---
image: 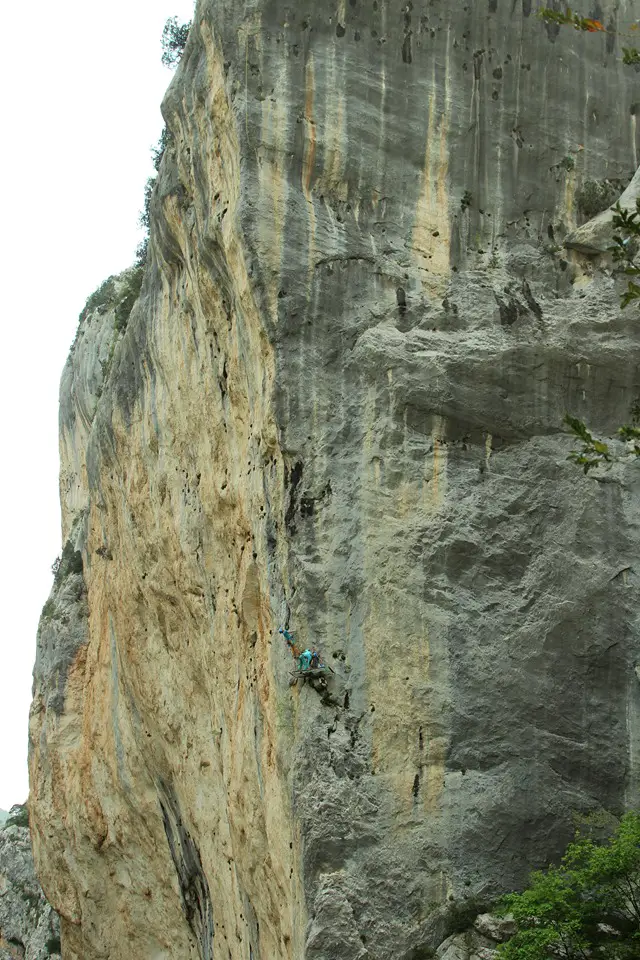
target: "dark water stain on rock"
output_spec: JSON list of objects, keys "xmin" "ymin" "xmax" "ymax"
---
[
  {"xmin": 606, "ymin": 17, "xmax": 615, "ymax": 55},
  {"xmin": 158, "ymin": 781, "xmax": 214, "ymax": 960}
]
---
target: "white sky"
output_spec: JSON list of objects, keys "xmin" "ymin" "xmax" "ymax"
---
[{"xmin": 0, "ymin": 0, "xmax": 195, "ymax": 809}]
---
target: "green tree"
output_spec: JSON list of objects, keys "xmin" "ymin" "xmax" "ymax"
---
[
  {"xmin": 498, "ymin": 812, "xmax": 640, "ymax": 959},
  {"xmin": 161, "ymin": 16, "xmax": 191, "ymax": 68},
  {"xmin": 151, "ymin": 126, "xmax": 171, "ymax": 171}
]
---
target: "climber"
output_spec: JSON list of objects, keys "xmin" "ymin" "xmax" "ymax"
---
[
  {"xmin": 280, "ymin": 627, "xmax": 332, "ymax": 682},
  {"xmin": 279, "ymin": 627, "xmax": 299, "ymax": 655},
  {"xmin": 298, "ymin": 649, "xmax": 313, "ymax": 672}
]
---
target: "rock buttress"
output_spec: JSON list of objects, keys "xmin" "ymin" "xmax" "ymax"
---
[{"xmin": 30, "ymin": 1, "xmax": 640, "ymax": 959}]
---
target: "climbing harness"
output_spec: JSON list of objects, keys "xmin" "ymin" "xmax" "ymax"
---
[{"xmin": 279, "ymin": 627, "xmax": 332, "ymax": 689}]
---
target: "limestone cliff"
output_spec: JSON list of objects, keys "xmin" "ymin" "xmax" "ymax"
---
[
  {"xmin": 0, "ymin": 806, "xmax": 61, "ymax": 960},
  {"xmin": 29, "ymin": 1, "xmax": 640, "ymax": 958}
]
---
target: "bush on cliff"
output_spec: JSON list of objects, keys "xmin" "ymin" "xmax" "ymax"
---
[
  {"xmin": 161, "ymin": 16, "xmax": 191, "ymax": 67},
  {"xmin": 498, "ymin": 812, "xmax": 640, "ymax": 959},
  {"xmin": 51, "ymin": 540, "xmax": 83, "ymax": 583},
  {"xmin": 114, "ymin": 266, "xmax": 144, "ymax": 333},
  {"xmin": 78, "ymin": 276, "xmax": 116, "ymax": 326},
  {"xmin": 5, "ymin": 805, "xmax": 29, "ymax": 829}
]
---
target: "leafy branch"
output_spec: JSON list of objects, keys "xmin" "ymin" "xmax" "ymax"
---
[
  {"xmin": 564, "ymin": 415, "xmax": 613, "ymax": 473},
  {"xmin": 539, "ymin": 8, "xmax": 605, "ymax": 33},
  {"xmin": 610, "ymin": 201, "xmax": 640, "ymax": 310},
  {"xmin": 540, "ymin": 7, "xmax": 640, "ymax": 62},
  {"xmin": 564, "ymin": 414, "xmax": 640, "ymax": 474}
]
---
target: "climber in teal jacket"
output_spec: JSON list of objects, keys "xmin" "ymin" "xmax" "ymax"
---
[{"xmin": 298, "ymin": 649, "xmax": 313, "ymax": 671}]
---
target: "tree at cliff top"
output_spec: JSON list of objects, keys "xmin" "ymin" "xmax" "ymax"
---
[
  {"xmin": 161, "ymin": 15, "xmax": 191, "ymax": 68},
  {"xmin": 498, "ymin": 812, "xmax": 640, "ymax": 959}
]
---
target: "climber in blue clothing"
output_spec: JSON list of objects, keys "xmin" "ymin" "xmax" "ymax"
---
[
  {"xmin": 279, "ymin": 626, "xmax": 332, "ymax": 687},
  {"xmin": 298, "ymin": 649, "xmax": 313, "ymax": 671}
]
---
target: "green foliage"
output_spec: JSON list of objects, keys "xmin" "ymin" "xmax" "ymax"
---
[
  {"xmin": 139, "ymin": 176, "xmax": 156, "ymax": 232},
  {"xmin": 617, "ymin": 424, "xmax": 640, "ymax": 447},
  {"xmin": 71, "ymin": 275, "xmax": 118, "ymax": 352},
  {"xmin": 565, "ymin": 198, "xmax": 640, "ymax": 473},
  {"xmin": 114, "ymin": 266, "xmax": 144, "ymax": 333},
  {"xmin": 135, "ymin": 236, "xmax": 149, "ymax": 266},
  {"xmin": 41, "ymin": 598, "xmax": 56, "ymax": 622},
  {"xmin": 161, "ymin": 16, "xmax": 191, "ymax": 67},
  {"xmin": 152, "ymin": 126, "xmax": 172, "ymax": 172},
  {"xmin": 564, "ymin": 414, "xmax": 640, "ymax": 473},
  {"xmin": 539, "ymin": 6, "xmax": 638, "ymax": 68},
  {"xmin": 498, "ymin": 812, "xmax": 640, "ymax": 960},
  {"xmin": 539, "ymin": 8, "xmax": 605, "ymax": 32},
  {"xmin": 559, "ymin": 155, "xmax": 576, "ymax": 172},
  {"xmin": 52, "ymin": 540, "xmax": 83, "ymax": 584},
  {"xmin": 564, "ymin": 414, "xmax": 612, "ymax": 473},
  {"xmin": 78, "ymin": 276, "xmax": 116, "ymax": 326},
  {"xmin": 136, "ymin": 175, "xmax": 156, "ymax": 264},
  {"xmin": 610, "ymin": 201, "xmax": 640, "ymax": 310},
  {"xmin": 134, "ymin": 37, "xmax": 180, "ymax": 263},
  {"xmin": 6, "ymin": 805, "xmax": 29, "ymax": 828}
]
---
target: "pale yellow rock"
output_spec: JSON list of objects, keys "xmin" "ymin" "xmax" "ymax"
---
[{"xmin": 30, "ymin": 17, "xmax": 303, "ymax": 960}]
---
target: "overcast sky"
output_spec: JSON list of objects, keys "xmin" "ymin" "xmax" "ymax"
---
[{"xmin": 0, "ymin": 0, "xmax": 195, "ymax": 809}]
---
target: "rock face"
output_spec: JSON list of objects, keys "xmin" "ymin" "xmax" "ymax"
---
[
  {"xmin": 0, "ymin": 807, "xmax": 61, "ymax": 960},
  {"xmin": 29, "ymin": 1, "xmax": 640, "ymax": 958},
  {"xmin": 565, "ymin": 165, "xmax": 640, "ymax": 253}
]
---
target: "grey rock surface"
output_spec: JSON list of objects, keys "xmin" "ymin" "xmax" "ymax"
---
[
  {"xmin": 436, "ymin": 932, "xmax": 496, "ymax": 960},
  {"xmin": 565, "ymin": 165, "xmax": 640, "ymax": 253},
  {"xmin": 29, "ymin": 0, "xmax": 640, "ymax": 958},
  {"xmin": 473, "ymin": 914, "xmax": 515, "ymax": 944},
  {"xmin": 0, "ymin": 808, "xmax": 60, "ymax": 960}
]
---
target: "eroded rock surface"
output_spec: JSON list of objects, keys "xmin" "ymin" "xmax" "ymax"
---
[
  {"xmin": 0, "ymin": 807, "xmax": 60, "ymax": 960},
  {"xmin": 29, "ymin": 1, "xmax": 640, "ymax": 958}
]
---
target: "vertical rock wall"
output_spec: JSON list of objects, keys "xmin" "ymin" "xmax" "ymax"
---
[{"xmin": 30, "ymin": 1, "xmax": 640, "ymax": 958}]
